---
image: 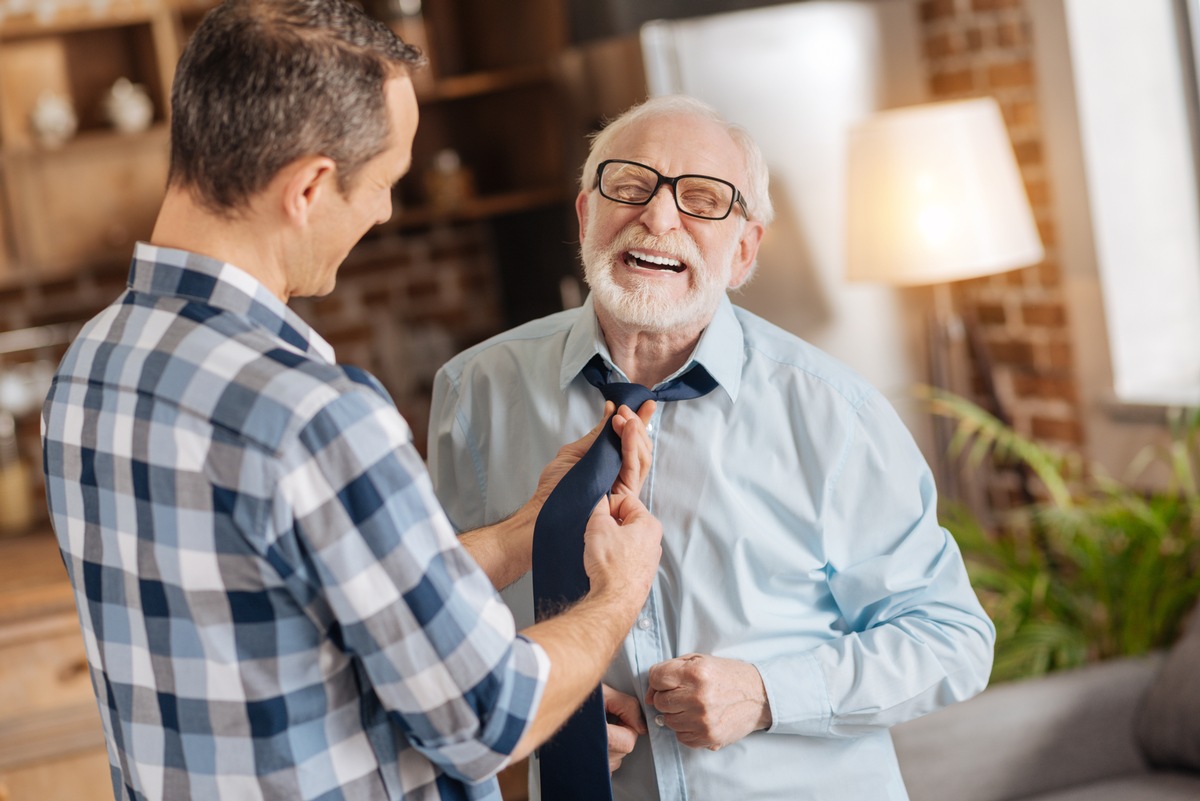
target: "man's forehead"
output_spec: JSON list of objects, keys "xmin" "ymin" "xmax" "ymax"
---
[{"xmin": 606, "ymin": 113, "xmax": 744, "ymax": 178}]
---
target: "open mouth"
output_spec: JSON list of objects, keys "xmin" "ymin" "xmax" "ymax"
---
[{"xmin": 624, "ymin": 249, "xmax": 686, "ymax": 273}]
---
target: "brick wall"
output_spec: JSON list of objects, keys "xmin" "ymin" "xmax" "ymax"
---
[
  {"xmin": 918, "ymin": 0, "xmax": 1082, "ymax": 507},
  {"xmin": 291, "ymin": 225, "xmax": 505, "ymax": 456}
]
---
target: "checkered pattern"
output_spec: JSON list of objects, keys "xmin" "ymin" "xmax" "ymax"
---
[{"xmin": 42, "ymin": 243, "xmax": 548, "ymax": 801}]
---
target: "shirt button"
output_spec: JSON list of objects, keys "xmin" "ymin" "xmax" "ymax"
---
[
  {"xmin": 646, "ymin": 422, "xmax": 654, "ymax": 433},
  {"xmin": 654, "ymin": 714, "xmax": 666, "ymax": 727},
  {"xmin": 637, "ymin": 617, "xmax": 652, "ymax": 630}
]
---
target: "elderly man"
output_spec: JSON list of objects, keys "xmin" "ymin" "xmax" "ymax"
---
[
  {"xmin": 41, "ymin": 3, "xmax": 663, "ymax": 799},
  {"xmin": 428, "ymin": 95, "xmax": 996, "ymax": 800}
]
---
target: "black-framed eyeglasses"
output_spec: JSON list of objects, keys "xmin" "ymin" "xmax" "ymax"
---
[{"xmin": 595, "ymin": 159, "xmax": 749, "ymax": 221}]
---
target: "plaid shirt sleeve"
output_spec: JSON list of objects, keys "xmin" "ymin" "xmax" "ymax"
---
[
  {"xmin": 277, "ymin": 372, "xmax": 549, "ymax": 783},
  {"xmin": 44, "ymin": 248, "xmax": 548, "ymax": 800}
]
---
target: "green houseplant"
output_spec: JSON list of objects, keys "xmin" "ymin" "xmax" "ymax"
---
[{"xmin": 926, "ymin": 390, "xmax": 1200, "ymax": 682}]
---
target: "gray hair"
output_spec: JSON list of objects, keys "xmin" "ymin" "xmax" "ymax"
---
[
  {"xmin": 168, "ymin": 0, "xmax": 425, "ymax": 216},
  {"xmin": 580, "ymin": 95, "xmax": 775, "ymax": 225}
]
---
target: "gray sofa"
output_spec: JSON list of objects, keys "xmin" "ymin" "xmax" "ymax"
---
[{"xmin": 892, "ymin": 611, "xmax": 1200, "ymax": 801}]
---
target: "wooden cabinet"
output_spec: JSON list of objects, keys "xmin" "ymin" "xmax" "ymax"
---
[
  {"xmin": 362, "ymin": 0, "xmax": 581, "ymax": 326},
  {"xmin": 0, "ymin": 0, "xmax": 212, "ymax": 282},
  {"xmin": 374, "ymin": 0, "xmax": 580, "ymax": 326},
  {"xmin": 381, "ymin": 0, "xmax": 573, "ymax": 224},
  {"xmin": 0, "ymin": 533, "xmax": 111, "ymax": 801},
  {"xmin": 0, "ymin": 0, "xmax": 578, "ymax": 327}
]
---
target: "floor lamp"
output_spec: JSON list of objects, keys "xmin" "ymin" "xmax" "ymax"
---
[{"xmin": 844, "ymin": 97, "xmax": 1045, "ymax": 503}]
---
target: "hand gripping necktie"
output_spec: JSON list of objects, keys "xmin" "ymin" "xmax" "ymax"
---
[{"xmin": 532, "ymin": 354, "xmax": 717, "ymax": 801}]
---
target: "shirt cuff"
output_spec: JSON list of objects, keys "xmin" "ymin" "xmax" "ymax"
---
[{"xmin": 758, "ymin": 649, "xmax": 833, "ymax": 736}]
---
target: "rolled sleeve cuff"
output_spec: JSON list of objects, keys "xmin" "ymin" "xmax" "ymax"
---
[
  {"xmin": 419, "ymin": 634, "xmax": 551, "ymax": 784},
  {"xmin": 759, "ymin": 649, "xmax": 833, "ymax": 737},
  {"xmin": 510, "ymin": 633, "xmax": 552, "ymax": 731},
  {"xmin": 486, "ymin": 634, "xmax": 550, "ymax": 770}
]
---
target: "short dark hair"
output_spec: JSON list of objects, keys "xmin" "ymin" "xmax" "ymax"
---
[{"xmin": 168, "ymin": 0, "xmax": 425, "ymax": 215}]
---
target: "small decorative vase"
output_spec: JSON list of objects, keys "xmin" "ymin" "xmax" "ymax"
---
[
  {"xmin": 29, "ymin": 91, "xmax": 77, "ymax": 148},
  {"xmin": 103, "ymin": 77, "xmax": 155, "ymax": 134},
  {"xmin": 423, "ymin": 148, "xmax": 475, "ymax": 215}
]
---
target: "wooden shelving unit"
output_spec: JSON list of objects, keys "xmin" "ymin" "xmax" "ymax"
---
[
  {"xmin": 370, "ymin": 0, "xmax": 578, "ymax": 325},
  {"xmin": 0, "ymin": 2, "xmax": 181, "ymax": 283},
  {"xmin": 0, "ymin": 0, "xmax": 577, "ymax": 324},
  {"xmin": 384, "ymin": 0, "xmax": 572, "ymax": 219}
]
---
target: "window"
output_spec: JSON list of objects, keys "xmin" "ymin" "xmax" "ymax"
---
[{"xmin": 1058, "ymin": 0, "xmax": 1200, "ymax": 406}]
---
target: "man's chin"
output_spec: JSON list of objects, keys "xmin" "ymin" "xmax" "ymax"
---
[
  {"xmin": 585, "ymin": 257, "xmax": 722, "ymax": 331},
  {"xmin": 597, "ymin": 292, "xmax": 710, "ymax": 333}
]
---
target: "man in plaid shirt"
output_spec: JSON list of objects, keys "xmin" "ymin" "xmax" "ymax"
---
[{"xmin": 41, "ymin": 2, "xmax": 662, "ymax": 799}]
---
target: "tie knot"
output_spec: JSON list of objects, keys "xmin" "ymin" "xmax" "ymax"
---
[
  {"xmin": 600, "ymin": 381, "xmax": 656, "ymax": 410},
  {"xmin": 581, "ymin": 354, "xmax": 719, "ymax": 405}
]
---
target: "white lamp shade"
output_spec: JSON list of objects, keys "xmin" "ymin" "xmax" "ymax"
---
[{"xmin": 845, "ymin": 97, "xmax": 1045, "ymax": 286}]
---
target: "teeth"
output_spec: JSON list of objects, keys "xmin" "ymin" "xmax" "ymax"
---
[{"xmin": 629, "ymin": 250, "xmax": 682, "ymax": 268}]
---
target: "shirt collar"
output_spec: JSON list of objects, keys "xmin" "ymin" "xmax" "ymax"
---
[
  {"xmin": 129, "ymin": 242, "xmax": 336, "ymax": 364},
  {"xmin": 560, "ymin": 293, "xmax": 744, "ymax": 402}
]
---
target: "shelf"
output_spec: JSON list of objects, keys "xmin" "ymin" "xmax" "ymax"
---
[
  {"xmin": 386, "ymin": 185, "xmax": 568, "ymax": 230},
  {"xmin": 3, "ymin": 124, "xmax": 168, "ymax": 275},
  {"xmin": 0, "ymin": 122, "xmax": 168, "ymax": 159},
  {"xmin": 0, "ymin": 18, "xmax": 169, "ymax": 150},
  {"xmin": 417, "ymin": 63, "xmax": 557, "ymax": 104},
  {"xmin": 0, "ymin": 0, "xmax": 575, "ymax": 324},
  {"xmin": 0, "ymin": 2, "xmax": 158, "ymax": 39}
]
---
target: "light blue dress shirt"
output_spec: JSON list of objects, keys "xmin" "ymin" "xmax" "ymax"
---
[{"xmin": 428, "ymin": 295, "xmax": 995, "ymax": 801}]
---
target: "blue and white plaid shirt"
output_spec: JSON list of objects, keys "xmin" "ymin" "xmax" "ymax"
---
[{"xmin": 42, "ymin": 243, "xmax": 548, "ymax": 801}]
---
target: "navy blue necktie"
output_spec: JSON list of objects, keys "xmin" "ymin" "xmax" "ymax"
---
[{"xmin": 532, "ymin": 354, "xmax": 718, "ymax": 801}]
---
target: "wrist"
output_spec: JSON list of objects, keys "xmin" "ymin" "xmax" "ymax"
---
[
  {"xmin": 582, "ymin": 579, "xmax": 645, "ymax": 633},
  {"xmin": 748, "ymin": 663, "xmax": 773, "ymax": 731},
  {"xmin": 510, "ymin": 496, "xmax": 539, "ymax": 536}
]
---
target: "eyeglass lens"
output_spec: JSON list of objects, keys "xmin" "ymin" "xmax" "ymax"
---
[{"xmin": 599, "ymin": 161, "xmax": 736, "ymax": 220}]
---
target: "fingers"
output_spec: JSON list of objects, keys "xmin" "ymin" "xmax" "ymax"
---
[
  {"xmin": 606, "ymin": 492, "xmax": 653, "ymax": 528},
  {"xmin": 533, "ymin": 401, "xmax": 618, "ymax": 508},
  {"xmin": 646, "ymin": 654, "xmax": 698, "ymax": 694},
  {"xmin": 610, "ymin": 403, "xmax": 654, "ymax": 500},
  {"xmin": 643, "ymin": 654, "xmax": 771, "ymax": 752},
  {"xmin": 635, "ymin": 398, "xmax": 657, "ymax": 426},
  {"xmin": 582, "ymin": 492, "xmax": 662, "ymax": 601},
  {"xmin": 603, "ymin": 684, "xmax": 648, "ymax": 734},
  {"xmin": 610, "ymin": 399, "xmax": 656, "ymax": 434},
  {"xmin": 607, "ymin": 721, "xmax": 638, "ymax": 772},
  {"xmin": 603, "ymin": 684, "xmax": 645, "ymax": 773}
]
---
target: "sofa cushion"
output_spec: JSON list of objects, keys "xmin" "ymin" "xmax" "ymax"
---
[
  {"xmin": 1022, "ymin": 772, "xmax": 1200, "ymax": 801},
  {"xmin": 894, "ymin": 656, "xmax": 1159, "ymax": 801},
  {"xmin": 1134, "ymin": 602, "xmax": 1200, "ymax": 771}
]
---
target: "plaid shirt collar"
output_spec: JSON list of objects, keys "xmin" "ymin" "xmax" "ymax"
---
[{"xmin": 129, "ymin": 241, "xmax": 336, "ymax": 364}]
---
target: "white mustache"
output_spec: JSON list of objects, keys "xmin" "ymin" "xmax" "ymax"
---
[{"xmin": 611, "ymin": 226, "xmax": 703, "ymax": 268}]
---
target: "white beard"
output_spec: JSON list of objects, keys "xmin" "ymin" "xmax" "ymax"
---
[{"xmin": 580, "ymin": 219, "xmax": 738, "ymax": 334}]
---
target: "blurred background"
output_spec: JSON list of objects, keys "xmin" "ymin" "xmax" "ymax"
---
[{"xmin": 1, "ymin": 1, "xmax": 1198, "ymax": 799}]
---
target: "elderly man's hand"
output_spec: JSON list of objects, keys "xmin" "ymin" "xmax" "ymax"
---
[
  {"xmin": 604, "ymin": 684, "xmax": 646, "ymax": 772},
  {"xmin": 645, "ymin": 654, "xmax": 772, "ymax": 751}
]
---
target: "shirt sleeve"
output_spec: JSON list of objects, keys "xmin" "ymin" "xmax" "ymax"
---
[
  {"xmin": 756, "ymin": 392, "xmax": 996, "ymax": 738},
  {"xmin": 279, "ymin": 380, "xmax": 549, "ymax": 783},
  {"xmin": 428, "ymin": 364, "xmax": 488, "ymax": 532}
]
